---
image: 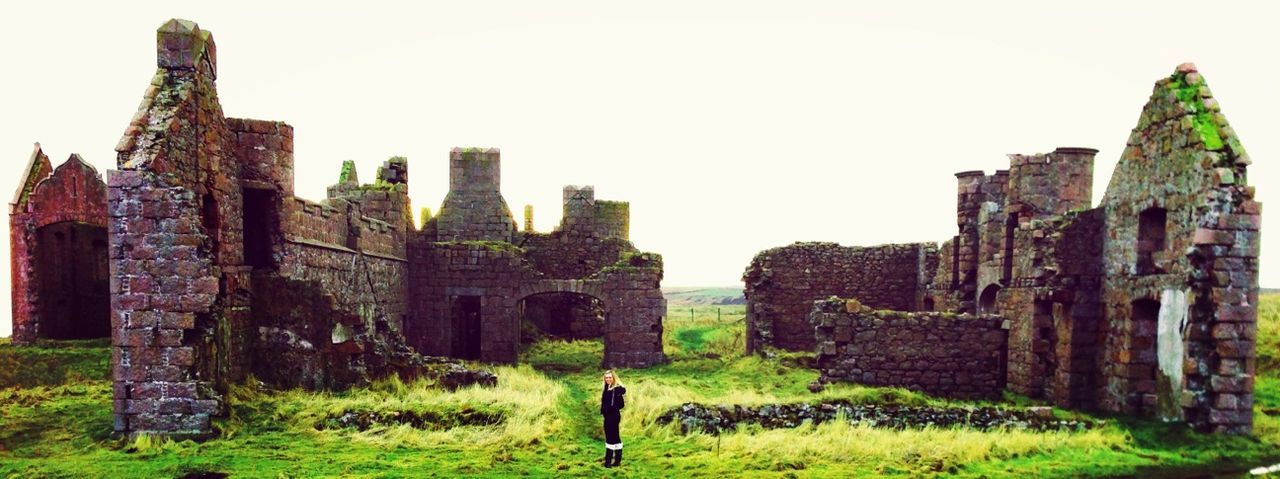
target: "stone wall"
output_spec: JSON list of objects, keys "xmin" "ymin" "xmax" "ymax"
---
[
  {"xmin": 811, "ymin": 299, "xmax": 1008, "ymax": 399},
  {"xmin": 1001, "ymin": 209, "xmax": 1105, "ymax": 408},
  {"xmin": 1097, "ymin": 64, "xmax": 1258, "ymax": 433},
  {"xmin": 108, "ymin": 19, "xmax": 245, "ymax": 437},
  {"xmin": 10, "ymin": 150, "xmax": 110, "ymax": 344},
  {"xmin": 742, "ymin": 242, "xmax": 935, "ymax": 352},
  {"xmin": 435, "ymin": 148, "xmax": 516, "ymax": 242},
  {"xmin": 520, "ymin": 232, "xmax": 636, "ymax": 279},
  {"xmin": 227, "ymin": 118, "xmax": 294, "ymax": 196},
  {"xmin": 560, "ymin": 186, "xmax": 630, "ymax": 240},
  {"xmin": 107, "ymin": 170, "xmax": 221, "ymax": 437},
  {"xmin": 406, "ymin": 239, "xmax": 666, "ymax": 367}
]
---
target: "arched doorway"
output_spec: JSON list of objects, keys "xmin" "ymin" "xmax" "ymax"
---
[
  {"xmin": 978, "ymin": 284, "xmax": 1001, "ymax": 314},
  {"xmin": 36, "ymin": 221, "xmax": 110, "ymax": 339}
]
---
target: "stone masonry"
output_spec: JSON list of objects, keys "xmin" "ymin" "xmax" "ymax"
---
[
  {"xmin": 8, "ymin": 19, "xmax": 666, "ymax": 438},
  {"xmin": 9, "ymin": 146, "xmax": 110, "ymax": 343},
  {"xmin": 746, "ymin": 63, "xmax": 1260, "ymax": 434},
  {"xmin": 812, "ymin": 298, "xmax": 1009, "ymax": 400},
  {"xmin": 407, "ymin": 149, "xmax": 665, "ymax": 367},
  {"xmin": 742, "ymin": 242, "xmax": 937, "ymax": 352}
]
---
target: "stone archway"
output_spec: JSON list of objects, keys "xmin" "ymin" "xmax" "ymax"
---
[
  {"xmin": 515, "ymin": 276, "xmax": 666, "ymax": 368},
  {"xmin": 978, "ymin": 284, "xmax": 1002, "ymax": 314},
  {"xmin": 9, "ymin": 152, "xmax": 110, "ymax": 344}
]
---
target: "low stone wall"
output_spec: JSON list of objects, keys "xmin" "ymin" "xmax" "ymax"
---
[{"xmin": 811, "ymin": 299, "xmax": 1009, "ymax": 399}]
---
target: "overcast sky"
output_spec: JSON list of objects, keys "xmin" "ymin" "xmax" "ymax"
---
[{"xmin": 2, "ymin": 1, "xmax": 1277, "ymax": 336}]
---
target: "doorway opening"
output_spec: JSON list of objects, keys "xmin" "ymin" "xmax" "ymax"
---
[
  {"xmin": 242, "ymin": 188, "xmax": 277, "ymax": 269},
  {"xmin": 36, "ymin": 221, "xmax": 110, "ymax": 339},
  {"xmin": 450, "ymin": 296, "xmax": 483, "ymax": 360}
]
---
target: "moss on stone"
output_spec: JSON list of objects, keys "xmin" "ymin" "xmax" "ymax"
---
[
  {"xmin": 338, "ymin": 160, "xmax": 357, "ymax": 184},
  {"xmin": 1172, "ymin": 72, "xmax": 1225, "ymax": 151},
  {"xmin": 435, "ymin": 240, "xmax": 525, "ymax": 254}
]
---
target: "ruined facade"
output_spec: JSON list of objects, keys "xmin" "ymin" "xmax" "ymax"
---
[
  {"xmin": 8, "ymin": 20, "xmax": 664, "ymax": 437},
  {"xmin": 745, "ymin": 64, "xmax": 1260, "ymax": 434},
  {"xmin": 9, "ymin": 147, "xmax": 110, "ymax": 343}
]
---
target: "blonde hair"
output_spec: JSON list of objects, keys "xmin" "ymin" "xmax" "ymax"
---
[{"xmin": 604, "ymin": 369, "xmax": 622, "ymax": 388}]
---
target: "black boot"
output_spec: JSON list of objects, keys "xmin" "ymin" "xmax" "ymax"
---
[
  {"xmin": 612, "ymin": 449, "xmax": 623, "ymax": 467},
  {"xmin": 603, "ymin": 449, "xmax": 615, "ymax": 467}
]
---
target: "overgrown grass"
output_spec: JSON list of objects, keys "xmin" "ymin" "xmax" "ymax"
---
[{"xmin": 2, "ymin": 299, "xmax": 1280, "ymax": 478}]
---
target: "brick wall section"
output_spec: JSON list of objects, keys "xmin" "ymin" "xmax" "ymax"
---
[
  {"xmin": 811, "ymin": 299, "xmax": 1008, "ymax": 400},
  {"xmin": 742, "ymin": 242, "xmax": 934, "ymax": 352},
  {"xmin": 8, "ymin": 146, "xmax": 53, "ymax": 344},
  {"xmin": 227, "ymin": 118, "xmax": 294, "ymax": 196},
  {"xmin": 405, "ymin": 240, "xmax": 529, "ymax": 363},
  {"xmin": 108, "ymin": 170, "xmax": 220, "ymax": 436},
  {"xmin": 10, "ymin": 151, "xmax": 108, "ymax": 344},
  {"xmin": 108, "ymin": 19, "xmax": 244, "ymax": 438}
]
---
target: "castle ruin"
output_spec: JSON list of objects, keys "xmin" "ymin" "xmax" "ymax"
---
[
  {"xmin": 7, "ymin": 20, "xmax": 665, "ymax": 437},
  {"xmin": 745, "ymin": 64, "xmax": 1259, "ymax": 434}
]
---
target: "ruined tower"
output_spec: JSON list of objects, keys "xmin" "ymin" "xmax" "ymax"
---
[{"xmin": 435, "ymin": 148, "xmax": 516, "ymax": 242}]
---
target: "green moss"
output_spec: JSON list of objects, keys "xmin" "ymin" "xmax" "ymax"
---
[
  {"xmin": 337, "ymin": 160, "xmax": 357, "ymax": 184},
  {"xmin": 435, "ymin": 240, "xmax": 525, "ymax": 254},
  {"xmin": 15, "ymin": 154, "xmax": 49, "ymax": 209},
  {"xmin": 1172, "ymin": 73, "xmax": 1225, "ymax": 150}
]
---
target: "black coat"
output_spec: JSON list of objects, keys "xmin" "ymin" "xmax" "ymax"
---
[{"xmin": 600, "ymin": 384, "xmax": 626, "ymax": 416}]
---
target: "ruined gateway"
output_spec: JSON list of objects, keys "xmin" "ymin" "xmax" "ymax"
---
[
  {"xmin": 745, "ymin": 64, "xmax": 1259, "ymax": 434},
  {"xmin": 8, "ymin": 20, "xmax": 665, "ymax": 437}
]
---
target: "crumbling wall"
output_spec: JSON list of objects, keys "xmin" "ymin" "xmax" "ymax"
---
[
  {"xmin": 9, "ymin": 150, "xmax": 109, "ymax": 344},
  {"xmin": 742, "ymin": 242, "xmax": 934, "ymax": 352},
  {"xmin": 811, "ymin": 299, "xmax": 1008, "ymax": 400},
  {"xmin": 1001, "ymin": 209, "xmax": 1105, "ymax": 408},
  {"xmin": 326, "ymin": 157, "xmax": 412, "ymax": 230},
  {"xmin": 406, "ymin": 239, "xmax": 666, "ymax": 367},
  {"xmin": 952, "ymin": 171, "xmax": 1008, "ymax": 313},
  {"xmin": 108, "ymin": 20, "xmax": 245, "ymax": 437},
  {"xmin": 520, "ymin": 232, "xmax": 636, "ymax": 279},
  {"xmin": 1098, "ymin": 64, "xmax": 1258, "ymax": 434}
]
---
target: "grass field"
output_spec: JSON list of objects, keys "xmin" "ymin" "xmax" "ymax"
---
[{"xmin": 2, "ymin": 299, "xmax": 1279, "ymax": 478}]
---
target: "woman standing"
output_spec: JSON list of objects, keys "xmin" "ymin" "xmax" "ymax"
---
[{"xmin": 600, "ymin": 369, "xmax": 626, "ymax": 468}]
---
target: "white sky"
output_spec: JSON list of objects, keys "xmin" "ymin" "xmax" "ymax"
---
[{"xmin": 2, "ymin": 1, "xmax": 1277, "ymax": 337}]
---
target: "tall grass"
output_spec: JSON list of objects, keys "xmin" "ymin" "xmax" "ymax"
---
[
  {"xmin": 241, "ymin": 365, "xmax": 564, "ymax": 449},
  {"xmin": 707, "ymin": 420, "xmax": 1124, "ymax": 475},
  {"xmin": 3, "ymin": 299, "xmax": 1279, "ymax": 477}
]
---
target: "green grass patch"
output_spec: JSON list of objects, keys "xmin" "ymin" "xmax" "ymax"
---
[
  {"xmin": 0, "ymin": 338, "xmax": 111, "ymax": 388},
  {"xmin": 3, "ymin": 300, "xmax": 1280, "ymax": 477}
]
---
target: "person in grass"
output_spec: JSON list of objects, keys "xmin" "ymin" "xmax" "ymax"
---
[{"xmin": 600, "ymin": 369, "xmax": 626, "ymax": 467}]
